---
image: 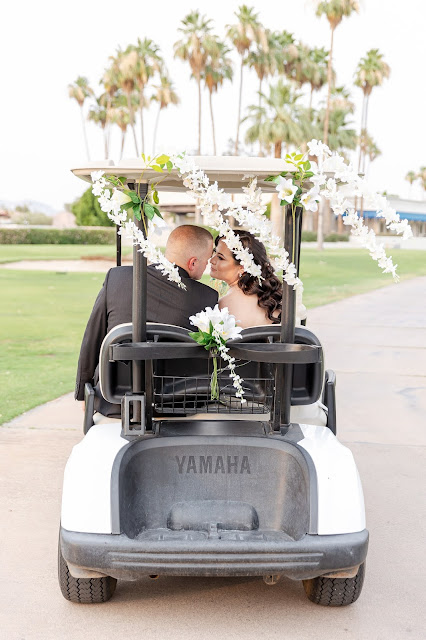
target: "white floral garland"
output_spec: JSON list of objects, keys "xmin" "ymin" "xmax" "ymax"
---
[{"xmin": 91, "ymin": 139, "xmax": 413, "ymax": 295}]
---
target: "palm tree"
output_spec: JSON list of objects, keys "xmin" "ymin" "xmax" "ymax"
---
[
  {"xmin": 68, "ymin": 76, "xmax": 93, "ymax": 160},
  {"xmin": 354, "ymin": 48, "xmax": 390, "ymax": 173},
  {"xmin": 101, "ymin": 64, "xmax": 120, "ymax": 158},
  {"xmin": 152, "ymin": 73, "xmax": 180, "ymax": 154},
  {"xmin": 316, "ymin": 106, "xmax": 357, "ymax": 153},
  {"xmin": 314, "ymin": 1, "xmax": 360, "ymax": 145},
  {"xmin": 247, "ymin": 29, "xmax": 276, "ymax": 109},
  {"xmin": 418, "ymin": 167, "xmax": 426, "ymax": 195},
  {"xmin": 203, "ymin": 39, "xmax": 233, "ymax": 154},
  {"xmin": 88, "ymin": 94, "xmax": 109, "ymax": 159},
  {"xmin": 306, "ymin": 47, "xmax": 329, "ymax": 109},
  {"xmin": 174, "ymin": 10, "xmax": 213, "ymax": 154},
  {"xmin": 226, "ymin": 5, "xmax": 263, "ymax": 154},
  {"xmin": 244, "ymin": 80, "xmax": 313, "ymax": 235},
  {"xmin": 111, "ymin": 49, "xmax": 139, "ymax": 156},
  {"xmin": 109, "ymin": 106, "xmax": 131, "ymax": 160},
  {"xmin": 358, "ymin": 130, "xmax": 381, "ymax": 176},
  {"xmin": 329, "ymin": 84, "xmax": 354, "ymax": 112},
  {"xmin": 134, "ymin": 38, "xmax": 162, "ymax": 154},
  {"xmin": 271, "ymin": 30, "xmax": 299, "ymax": 78},
  {"xmin": 405, "ymin": 170, "xmax": 417, "ymax": 196}
]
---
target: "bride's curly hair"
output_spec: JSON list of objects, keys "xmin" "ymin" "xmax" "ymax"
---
[{"xmin": 215, "ymin": 230, "xmax": 282, "ymax": 324}]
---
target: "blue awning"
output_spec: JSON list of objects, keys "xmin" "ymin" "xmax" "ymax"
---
[{"xmin": 360, "ymin": 210, "xmax": 426, "ymax": 222}]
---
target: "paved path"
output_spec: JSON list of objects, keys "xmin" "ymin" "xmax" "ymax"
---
[{"xmin": 1, "ymin": 277, "xmax": 425, "ymax": 639}]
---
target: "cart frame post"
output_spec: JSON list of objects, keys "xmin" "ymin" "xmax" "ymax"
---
[
  {"xmin": 273, "ymin": 204, "xmax": 304, "ymax": 430},
  {"xmin": 130, "ymin": 183, "xmax": 149, "ymax": 425}
]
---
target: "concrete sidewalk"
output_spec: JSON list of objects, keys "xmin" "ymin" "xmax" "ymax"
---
[{"xmin": 1, "ymin": 277, "xmax": 425, "ymax": 639}]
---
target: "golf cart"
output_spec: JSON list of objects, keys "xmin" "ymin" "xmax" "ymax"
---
[{"xmin": 59, "ymin": 157, "xmax": 367, "ymax": 605}]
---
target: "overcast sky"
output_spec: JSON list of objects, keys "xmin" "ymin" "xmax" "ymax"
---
[{"xmin": 1, "ymin": 0, "xmax": 425, "ymax": 211}]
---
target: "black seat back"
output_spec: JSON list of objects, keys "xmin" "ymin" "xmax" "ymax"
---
[{"xmin": 99, "ymin": 323, "xmax": 323, "ymax": 415}]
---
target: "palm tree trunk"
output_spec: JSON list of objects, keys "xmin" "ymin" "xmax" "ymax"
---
[
  {"xmin": 258, "ymin": 77, "xmax": 262, "ymax": 109},
  {"xmin": 80, "ymin": 106, "xmax": 90, "ymax": 161},
  {"xmin": 103, "ymin": 127, "xmax": 108, "ymax": 160},
  {"xmin": 126, "ymin": 94, "xmax": 139, "ymax": 156},
  {"xmin": 139, "ymin": 88, "xmax": 145, "ymax": 155},
  {"xmin": 120, "ymin": 130, "xmax": 126, "ymax": 160},
  {"xmin": 309, "ymin": 85, "xmax": 314, "ymax": 111},
  {"xmin": 270, "ymin": 142, "xmax": 283, "ymax": 237},
  {"xmin": 235, "ymin": 58, "xmax": 244, "ymax": 155},
  {"xmin": 152, "ymin": 106, "xmax": 161, "ymax": 155},
  {"xmin": 197, "ymin": 74, "xmax": 202, "ymax": 155},
  {"xmin": 209, "ymin": 91, "xmax": 217, "ymax": 155},
  {"xmin": 323, "ymin": 26, "xmax": 335, "ymax": 145}
]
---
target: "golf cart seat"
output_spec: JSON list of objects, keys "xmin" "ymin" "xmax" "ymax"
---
[{"xmin": 97, "ymin": 322, "xmax": 328, "ymax": 426}]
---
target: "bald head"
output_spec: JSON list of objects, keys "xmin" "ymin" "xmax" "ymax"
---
[{"xmin": 165, "ymin": 225, "xmax": 214, "ymax": 280}]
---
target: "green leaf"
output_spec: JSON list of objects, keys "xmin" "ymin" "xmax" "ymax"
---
[
  {"xmin": 152, "ymin": 190, "xmax": 159, "ymax": 204},
  {"xmin": 294, "ymin": 154, "xmax": 304, "ymax": 161},
  {"xmin": 133, "ymin": 205, "xmax": 141, "ymax": 220},
  {"xmin": 166, "ymin": 160, "xmax": 173, "ymax": 172},
  {"xmin": 152, "ymin": 165, "xmax": 163, "ymax": 173},
  {"xmin": 152, "ymin": 206, "xmax": 163, "ymax": 219},
  {"xmin": 129, "ymin": 192, "xmax": 141, "ymax": 203},
  {"xmin": 141, "ymin": 153, "xmax": 146, "ymax": 163},
  {"xmin": 122, "ymin": 201, "xmax": 134, "ymax": 211},
  {"xmin": 117, "ymin": 176, "xmax": 126, "ymax": 185},
  {"xmin": 156, "ymin": 154, "xmax": 170, "ymax": 164},
  {"xmin": 144, "ymin": 202, "xmax": 156, "ymax": 220}
]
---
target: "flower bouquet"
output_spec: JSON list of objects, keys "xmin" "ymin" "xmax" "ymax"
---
[{"xmin": 189, "ymin": 305, "xmax": 246, "ymax": 403}]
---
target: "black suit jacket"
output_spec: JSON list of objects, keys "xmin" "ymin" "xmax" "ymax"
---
[{"xmin": 75, "ymin": 265, "xmax": 218, "ymax": 404}]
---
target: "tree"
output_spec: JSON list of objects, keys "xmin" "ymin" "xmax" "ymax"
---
[
  {"xmin": 133, "ymin": 38, "xmax": 163, "ymax": 154},
  {"xmin": 203, "ymin": 38, "xmax": 233, "ymax": 154},
  {"xmin": 88, "ymin": 94, "xmax": 109, "ymax": 159},
  {"xmin": 109, "ymin": 105, "xmax": 131, "ymax": 159},
  {"xmin": 226, "ymin": 5, "xmax": 263, "ymax": 154},
  {"xmin": 71, "ymin": 188, "xmax": 114, "ymax": 227},
  {"xmin": 174, "ymin": 10, "xmax": 213, "ymax": 154},
  {"xmin": 244, "ymin": 80, "xmax": 313, "ymax": 235},
  {"xmin": 358, "ymin": 130, "xmax": 381, "ymax": 176},
  {"xmin": 114, "ymin": 48, "xmax": 140, "ymax": 156},
  {"xmin": 314, "ymin": 1, "xmax": 360, "ymax": 145},
  {"xmin": 418, "ymin": 167, "xmax": 426, "ymax": 194},
  {"xmin": 354, "ymin": 48, "xmax": 390, "ymax": 174},
  {"xmin": 68, "ymin": 76, "xmax": 93, "ymax": 160},
  {"xmin": 247, "ymin": 29, "xmax": 276, "ymax": 109},
  {"xmin": 152, "ymin": 73, "xmax": 180, "ymax": 154},
  {"xmin": 405, "ymin": 170, "xmax": 417, "ymax": 193}
]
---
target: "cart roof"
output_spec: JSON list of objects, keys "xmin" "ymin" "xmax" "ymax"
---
[{"xmin": 71, "ymin": 156, "xmax": 295, "ymax": 193}]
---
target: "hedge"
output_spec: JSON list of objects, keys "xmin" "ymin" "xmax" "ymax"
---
[
  {"xmin": 0, "ymin": 227, "xmax": 116, "ymax": 245},
  {"xmin": 301, "ymin": 231, "xmax": 349, "ymax": 242}
]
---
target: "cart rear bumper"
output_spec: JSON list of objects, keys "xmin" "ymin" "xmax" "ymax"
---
[{"xmin": 60, "ymin": 526, "xmax": 368, "ymax": 581}]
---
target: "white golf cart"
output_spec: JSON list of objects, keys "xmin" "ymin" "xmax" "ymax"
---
[{"xmin": 59, "ymin": 157, "xmax": 367, "ymax": 605}]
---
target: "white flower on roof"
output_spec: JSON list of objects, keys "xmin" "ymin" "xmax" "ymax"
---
[
  {"xmin": 276, "ymin": 177, "xmax": 298, "ymax": 203},
  {"xmin": 91, "ymin": 170, "xmax": 105, "ymax": 182}
]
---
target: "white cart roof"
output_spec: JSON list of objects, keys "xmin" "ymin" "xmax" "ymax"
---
[{"xmin": 71, "ymin": 156, "xmax": 295, "ymax": 193}]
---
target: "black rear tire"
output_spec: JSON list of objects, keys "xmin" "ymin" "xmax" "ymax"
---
[
  {"xmin": 302, "ymin": 563, "xmax": 365, "ymax": 606},
  {"xmin": 58, "ymin": 542, "xmax": 117, "ymax": 603}
]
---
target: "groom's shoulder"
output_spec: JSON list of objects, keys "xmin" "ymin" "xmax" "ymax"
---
[{"xmin": 190, "ymin": 278, "xmax": 218, "ymax": 303}]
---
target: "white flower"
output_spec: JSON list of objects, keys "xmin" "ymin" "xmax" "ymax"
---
[
  {"xmin": 276, "ymin": 177, "xmax": 298, "ymax": 203},
  {"xmin": 111, "ymin": 189, "xmax": 132, "ymax": 207},
  {"xmin": 91, "ymin": 170, "xmax": 105, "ymax": 182},
  {"xmin": 322, "ymin": 154, "xmax": 347, "ymax": 174},
  {"xmin": 92, "ymin": 181, "xmax": 104, "ymax": 197},
  {"xmin": 301, "ymin": 187, "xmax": 320, "ymax": 212},
  {"xmin": 307, "ymin": 139, "xmax": 330, "ymax": 158}
]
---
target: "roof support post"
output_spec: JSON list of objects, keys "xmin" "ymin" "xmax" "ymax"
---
[
  {"xmin": 273, "ymin": 204, "xmax": 303, "ymax": 430},
  {"xmin": 129, "ymin": 183, "xmax": 149, "ymax": 423}
]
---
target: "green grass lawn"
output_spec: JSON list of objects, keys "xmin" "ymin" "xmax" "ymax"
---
[
  {"xmin": 0, "ymin": 244, "xmax": 131, "ymax": 263},
  {"xmin": 1, "ymin": 248, "xmax": 425, "ymax": 424}
]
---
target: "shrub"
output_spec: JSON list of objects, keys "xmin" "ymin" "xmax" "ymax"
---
[
  {"xmin": 324, "ymin": 232, "xmax": 349, "ymax": 242},
  {"xmin": 0, "ymin": 227, "xmax": 116, "ymax": 245},
  {"xmin": 301, "ymin": 231, "xmax": 317, "ymax": 242},
  {"xmin": 71, "ymin": 187, "xmax": 114, "ymax": 227}
]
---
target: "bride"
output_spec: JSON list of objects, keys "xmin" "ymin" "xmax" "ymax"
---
[{"xmin": 210, "ymin": 230, "xmax": 283, "ymax": 328}]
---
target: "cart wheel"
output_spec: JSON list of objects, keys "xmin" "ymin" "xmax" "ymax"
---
[
  {"xmin": 58, "ymin": 541, "xmax": 117, "ymax": 603},
  {"xmin": 302, "ymin": 563, "xmax": 365, "ymax": 606}
]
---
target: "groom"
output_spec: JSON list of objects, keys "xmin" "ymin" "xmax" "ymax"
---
[{"xmin": 75, "ymin": 225, "xmax": 217, "ymax": 413}]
